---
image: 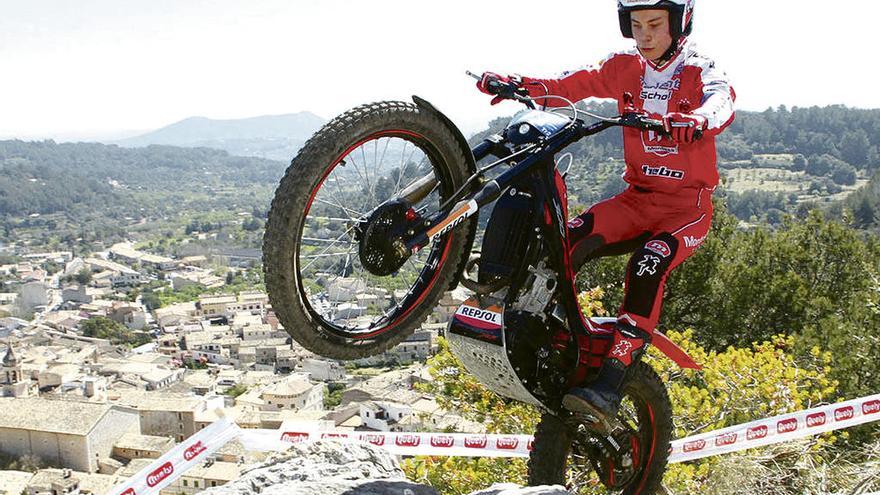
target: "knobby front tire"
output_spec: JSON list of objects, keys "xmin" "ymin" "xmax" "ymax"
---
[{"xmin": 263, "ymin": 101, "xmax": 475, "ymax": 359}]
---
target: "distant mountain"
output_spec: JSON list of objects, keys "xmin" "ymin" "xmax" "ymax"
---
[{"xmin": 114, "ymin": 112, "xmax": 327, "ymax": 161}]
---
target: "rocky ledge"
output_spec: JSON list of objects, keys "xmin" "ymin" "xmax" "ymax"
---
[{"xmin": 198, "ymin": 440, "xmax": 569, "ymax": 495}]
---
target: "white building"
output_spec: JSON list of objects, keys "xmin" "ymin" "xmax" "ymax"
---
[
  {"xmin": 110, "ymin": 242, "xmax": 177, "ymax": 271},
  {"xmin": 260, "ymin": 378, "xmax": 323, "ymax": 412},
  {"xmin": 0, "ymin": 398, "xmax": 140, "ymax": 473},
  {"xmin": 159, "ymin": 460, "xmax": 240, "ymax": 495},
  {"xmin": 19, "ymin": 281, "xmax": 49, "ymax": 309},
  {"xmin": 359, "ymin": 401, "xmax": 413, "ymax": 432},
  {"xmin": 299, "ymin": 358, "xmax": 345, "ymax": 382},
  {"xmin": 118, "ymin": 393, "xmax": 224, "ymax": 443}
]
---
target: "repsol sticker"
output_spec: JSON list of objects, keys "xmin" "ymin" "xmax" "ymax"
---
[
  {"xmin": 455, "ymin": 305, "xmax": 502, "ymax": 329},
  {"xmin": 428, "ymin": 200, "xmax": 478, "ymax": 243}
]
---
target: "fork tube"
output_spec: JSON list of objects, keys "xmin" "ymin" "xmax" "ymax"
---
[{"xmin": 398, "ymin": 171, "xmax": 437, "ymax": 205}]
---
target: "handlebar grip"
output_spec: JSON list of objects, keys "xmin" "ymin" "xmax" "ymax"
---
[
  {"xmin": 486, "ymin": 79, "xmax": 505, "ymax": 95},
  {"xmin": 641, "ymin": 118, "xmax": 666, "ymax": 134},
  {"xmin": 639, "ymin": 116, "xmax": 704, "ymax": 141}
]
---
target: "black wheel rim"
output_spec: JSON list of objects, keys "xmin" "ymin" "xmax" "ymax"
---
[{"xmin": 294, "ymin": 130, "xmax": 457, "ymax": 340}]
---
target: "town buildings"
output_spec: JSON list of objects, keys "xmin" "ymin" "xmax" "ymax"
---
[{"xmin": 0, "ymin": 240, "xmax": 463, "ymax": 494}]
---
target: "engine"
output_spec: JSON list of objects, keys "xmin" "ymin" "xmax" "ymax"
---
[{"xmin": 470, "ymin": 185, "xmax": 572, "ymax": 405}]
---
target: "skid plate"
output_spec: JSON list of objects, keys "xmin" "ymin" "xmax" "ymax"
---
[{"xmin": 446, "ymin": 296, "xmax": 545, "ymax": 409}]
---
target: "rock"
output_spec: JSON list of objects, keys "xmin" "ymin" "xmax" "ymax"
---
[
  {"xmin": 469, "ymin": 483, "xmax": 570, "ymax": 495},
  {"xmin": 198, "ymin": 440, "xmax": 435, "ymax": 495},
  {"xmin": 198, "ymin": 440, "xmax": 570, "ymax": 495}
]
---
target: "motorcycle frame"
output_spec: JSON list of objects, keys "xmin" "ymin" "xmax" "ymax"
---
[{"xmin": 403, "ymin": 97, "xmax": 699, "ymax": 370}]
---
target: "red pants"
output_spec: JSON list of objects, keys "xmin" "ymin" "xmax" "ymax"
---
[{"xmin": 568, "ymin": 186, "xmax": 714, "ymax": 332}]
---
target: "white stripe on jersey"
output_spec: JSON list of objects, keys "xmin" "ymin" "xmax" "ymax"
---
[{"xmin": 685, "ymin": 45, "xmax": 736, "ymax": 130}]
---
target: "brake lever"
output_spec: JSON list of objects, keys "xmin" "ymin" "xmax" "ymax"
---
[
  {"xmin": 466, "ymin": 70, "xmax": 535, "ymax": 109},
  {"xmin": 513, "ymin": 89, "xmax": 536, "ymax": 110}
]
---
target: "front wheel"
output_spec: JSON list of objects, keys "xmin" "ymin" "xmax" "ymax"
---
[
  {"xmin": 263, "ymin": 101, "xmax": 476, "ymax": 360},
  {"xmin": 527, "ymin": 362, "xmax": 673, "ymax": 494}
]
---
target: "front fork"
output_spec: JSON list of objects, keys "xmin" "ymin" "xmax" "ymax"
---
[{"xmin": 394, "ymin": 135, "xmax": 511, "ymax": 254}]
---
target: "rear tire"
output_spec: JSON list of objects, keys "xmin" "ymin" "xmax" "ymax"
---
[
  {"xmin": 528, "ymin": 362, "xmax": 672, "ymax": 494},
  {"xmin": 263, "ymin": 101, "xmax": 475, "ymax": 359}
]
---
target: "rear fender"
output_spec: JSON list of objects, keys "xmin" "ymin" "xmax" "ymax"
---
[{"xmin": 652, "ymin": 330, "xmax": 701, "ymax": 370}]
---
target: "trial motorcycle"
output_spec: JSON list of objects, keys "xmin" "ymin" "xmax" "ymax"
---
[{"xmin": 263, "ymin": 75, "xmax": 701, "ymax": 494}]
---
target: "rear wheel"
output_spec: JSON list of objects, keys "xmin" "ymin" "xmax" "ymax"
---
[
  {"xmin": 527, "ymin": 362, "xmax": 672, "ymax": 494},
  {"xmin": 263, "ymin": 101, "xmax": 475, "ymax": 359}
]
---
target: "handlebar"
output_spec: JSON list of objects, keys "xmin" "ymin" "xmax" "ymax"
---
[{"xmin": 467, "ymin": 70, "xmax": 703, "ymax": 141}]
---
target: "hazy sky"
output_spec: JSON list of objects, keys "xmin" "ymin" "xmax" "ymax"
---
[{"xmin": 1, "ymin": 1, "xmax": 875, "ymax": 140}]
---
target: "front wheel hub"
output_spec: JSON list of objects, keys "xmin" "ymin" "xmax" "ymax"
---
[{"xmin": 358, "ymin": 200, "xmax": 415, "ymax": 276}]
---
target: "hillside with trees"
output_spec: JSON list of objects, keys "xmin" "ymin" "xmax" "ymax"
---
[
  {"xmin": 404, "ymin": 206, "xmax": 880, "ymax": 495},
  {"xmin": 4, "ymin": 103, "xmax": 880, "ymax": 244},
  {"xmin": 0, "ymin": 140, "xmax": 286, "ymax": 252},
  {"xmin": 839, "ymin": 169, "xmax": 880, "ymax": 230}
]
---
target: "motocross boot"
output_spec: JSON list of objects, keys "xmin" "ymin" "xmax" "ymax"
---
[{"xmin": 563, "ymin": 322, "xmax": 652, "ymax": 422}]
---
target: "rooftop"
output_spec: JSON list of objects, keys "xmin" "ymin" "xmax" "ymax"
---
[
  {"xmin": 115, "ymin": 432, "xmax": 175, "ymax": 452},
  {"xmin": 262, "ymin": 379, "xmax": 316, "ymax": 397},
  {"xmin": 113, "ymin": 391, "xmax": 208, "ymax": 412},
  {"xmin": 200, "ymin": 295, "xmax": 237, "ymax": 305},
  {"xmin": 3, "ymin": 342, "xmax": 19, "ymax": 366},
  {"xmin": 184, "ymin": 461, "xmax": 241, "ymax": 482},
  {"xmin": 239, "ymin": 291, "xmax": 268, "ymax": 302},
  {"xmin": 0, "ymin": 398, "xmax": 117, "ymax": 435},
  {"xmin": 110, "ymin": 243, "xmax": 174, "ymax": 264},
  {"xmin": 118, "ymin": 458, "xmax": 154, "ymax": 478},
  {"xmin": 0, "ymin": 471, "xmax": 32, "ymax": 495},
  {"xmin": 85, "ymin": 257, "xmax": 139, "ymax": 275}
]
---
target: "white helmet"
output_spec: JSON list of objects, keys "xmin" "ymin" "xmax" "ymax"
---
[{"xmin": 617, "ymin": 0, "xmax": 695, "ymax": 41}]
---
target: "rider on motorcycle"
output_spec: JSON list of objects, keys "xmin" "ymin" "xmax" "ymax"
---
[{"xmin": 477, "ymin": 0, "xmax": 735, "ymax": 421}]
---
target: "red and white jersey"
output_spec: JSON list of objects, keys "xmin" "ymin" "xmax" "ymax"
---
[{"xmin": 523, "ymin": 40, "xmax": 735, "ymax": 193}]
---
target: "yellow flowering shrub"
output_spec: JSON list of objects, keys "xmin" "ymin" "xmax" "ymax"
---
[{"xmin": 402, "ymin": 291, "xmax": 838, "ymax": 494}]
